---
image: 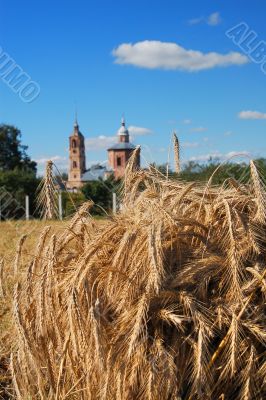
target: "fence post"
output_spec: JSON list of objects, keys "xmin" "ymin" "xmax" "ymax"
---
[
  {"xmin": 58, "ymin": 192, "xmax": 63, "ymax": 220},
  {"xmin": 25, "ymin": 195, "xmax": 30, "ymax": 221},
  {"xmin": 112, "ymin": 192, "xmax": 117, "ymax": 214}
]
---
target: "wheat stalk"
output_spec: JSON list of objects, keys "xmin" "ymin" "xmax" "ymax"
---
[
  {"xmin": 37, "ymin": 160, "xmax": 59, "ymax": 220},
  {"xmin": 0, "ymin": 258, "xmax": 5, "ymax": 297},
  {"xmin": 173, "ymin": 132, "xmax": 180, "ymax": 174},
  {"xmin": 14, "ymin": 235, "xmax": 27, "ymax": 275}
]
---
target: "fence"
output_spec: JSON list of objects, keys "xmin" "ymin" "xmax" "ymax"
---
[{"xmin": 0, "ymin": 187, "xmax": 120, "ymax": 223}]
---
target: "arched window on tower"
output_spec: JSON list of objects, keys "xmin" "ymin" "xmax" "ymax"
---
[
  {"xmin": 73, "ymin": 161, "xmax": 77, "ymax": 168},
  {"xmin": 72, "ymin": 140, "xmax": 77, "ymax": 148}
]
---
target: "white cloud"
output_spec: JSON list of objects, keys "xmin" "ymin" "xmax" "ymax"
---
[
  {"xmin": 189, "ymin": 17, "xmax": 204, "ymax": 26},
  {"xmin": 190, "ymin": 126, "xmax": 208, "ymax": 133},
  {"xmin": 189, "ymin": 150, "xmax": 250, "ymax": 162},
  {"xmin": 207, "ymin": 12, "xmax": 221, "ymax": 26},
  {"xmin": 189, "ymin": 152, "xmax": 220, "ymax": 162},
  {"xmin": 128, "ymin": 126, "xmax": 153, "ymax": 136},
  {"xmin": 112, "ymin": 41, "xmax": 248, "ymax": 71},
  {"xmin": 189, "ymin": 12, "xmax": 221, "ymax": 26},
  {"xmin": 226, "ymin": 151, "xmax": 250, "ymax": 158},
  {"xmin": 183, "ymin": 119, "xmax": 192, "ymax": 125},
  {"xmin": 85, "ymin": 135, "xmax": 117, "ymax": 151},
  {"xmin": 238, "ymin": 110, "xmax": 266, "ymax": 120},
  {"xmin": 35, "ymin": 156, "xmax": 68, "ymax": 175},
  {"xmin": 35, "ymin": 155, "xmax": 67, "ymax": 165},
  {"xmin": 85, "ymin": 127, "xmax": 152, "ymax": 151}
]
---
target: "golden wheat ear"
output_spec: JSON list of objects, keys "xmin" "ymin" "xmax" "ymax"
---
[
  {"xmin": 37, "ymin": 160, "xmax": 60, "ymax": 220},
  {"xmin": 124, "ymin": 145, "xmax": 141, "ymax": 194},
  {"xmin": 173, "ymin": 132, "xmax": 180, "ymax": 174},
  {"xmin": 250, "ymin": 160, "xmax": 266, "ymax": 223}
]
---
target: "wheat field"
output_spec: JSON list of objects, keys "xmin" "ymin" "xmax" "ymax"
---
[
  {"xmin": 1, "ymin": 154, "xmax": 266, "ymax": 399},
  {"xmin": 0, "ymin": 220, "xmax": 67, "ymax": 398}
]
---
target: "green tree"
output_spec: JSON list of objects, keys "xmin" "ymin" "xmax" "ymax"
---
[
  {"xmin": 149, "ymin": 162, "xmax": 169, "ymax": 175},
  {"xmin": 0, "ymin": 170, "xmax": 40, "ymax": 218},
  {"xmin": 0, "ymin": 124, "xmax": 37, "ymax": 173},
  {"xmin": 82, "ymin": 177, "xmax": 119, "ymax": 215},
  {"xmin": 61, "ymin": 191, "xmax": 87, "ymax": 217},
  {"xmin": 0, "ymin": 124, "xmax": 39, "ymax": 219},
  {"xmin": 252, "ymin": 158, "xmax": 266, "ymax": 178},
  {"xmin": 154, "ymin": 158, "xmax": 266, "ymax": 184},
  {"xmin": 179, "ymin": 160, "xmax": 250, "ymax": 184}
]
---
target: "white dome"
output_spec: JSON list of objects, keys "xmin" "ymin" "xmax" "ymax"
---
[
  {"xmin": 117, "ymin": 125, "xmax": 129, "ymax": 136},
  {"xmin": 117, "ymin": 117, "xmax": 129, "ymax": 136}
]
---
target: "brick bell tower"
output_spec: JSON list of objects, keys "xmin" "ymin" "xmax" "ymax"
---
[
  {"xmin": 67, "ymin": 119, "xmax": 86, "ymax": 190},
  {"xmin": 108, "ymin": 117, "xmax": 140, "ymax": 179}
]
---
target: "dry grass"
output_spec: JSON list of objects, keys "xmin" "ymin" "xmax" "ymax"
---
[{"xmin": 1, "ymin": 154, "xmax": 266, "ymax": 399}]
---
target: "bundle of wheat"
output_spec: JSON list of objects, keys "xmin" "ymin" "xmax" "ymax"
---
[{"xmin": 11, "ymin": 152, "xmax": 266, "ymax": 399}]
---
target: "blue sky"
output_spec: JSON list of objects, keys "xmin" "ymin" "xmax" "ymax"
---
[{"xmin": 1, "ymin": 0, "xmax": 266, "ymax": 174}]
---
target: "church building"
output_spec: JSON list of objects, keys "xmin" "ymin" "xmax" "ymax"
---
[
  {"xmin": 107, "ymin": 117, "xmax": 139, "ymax": 179},
  {"xmin": 67, "ymin": 117, "xmax": 140, "ymax": 190}
]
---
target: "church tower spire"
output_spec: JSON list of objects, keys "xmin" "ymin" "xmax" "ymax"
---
[
  {"xmin": 118, "ymin": 116, "xmax": 130, "ymax": 143},
  {"xmin": 74, "ymin": 109, "xmax": 78, "ymax": 128},
  {"xmin": 67, "ymin": 120, "xmax": 86, "ymax": 190}
]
